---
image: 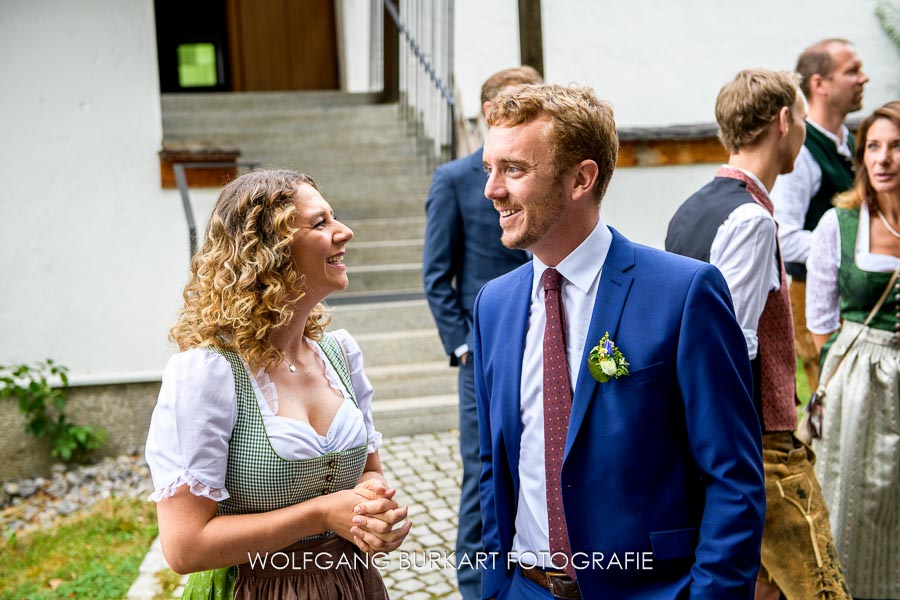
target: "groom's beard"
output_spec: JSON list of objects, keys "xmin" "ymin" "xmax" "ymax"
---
[{"xmin": 497, "ymin": 186, "xmax": 568, "ymax": 251}]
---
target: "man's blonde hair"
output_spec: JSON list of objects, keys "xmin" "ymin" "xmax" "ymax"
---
[
  {"xmin": 716, "ymin": 69, "xmax": 802, "ymax": 154},
  {"xmin": 480, "ymin": 65, "xmax": 543, "ymax": 105},
  {"xmin": 487, "ymin": 83, "xmax": 619, "ymax": 201}
]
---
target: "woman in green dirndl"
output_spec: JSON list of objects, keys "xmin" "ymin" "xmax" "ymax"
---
[
  {"xmin": 806, "ymin": 101, "xmax": 900, "ymax": 600},
  {"xmin": 145, "ymin": 169, "xmax": 411, "ymax": 599}
]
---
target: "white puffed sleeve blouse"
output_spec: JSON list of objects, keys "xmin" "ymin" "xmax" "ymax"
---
[{"xmin": 145, "ymin": 329, "xmax": 382, "ymax": 502}]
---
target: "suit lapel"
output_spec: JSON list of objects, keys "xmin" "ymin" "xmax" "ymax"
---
[
  {"xmin": 500, "ymin": 267, "xmax": 532, "ymax": 478},
  {"xmin": 566, "ymin": 229, "xmax": 635, "ymax": 456}
]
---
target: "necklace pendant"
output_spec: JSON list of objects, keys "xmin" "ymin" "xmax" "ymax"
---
[{"xmin": 288, "ymin": 362, "xmax": 296, "ymax": 373}]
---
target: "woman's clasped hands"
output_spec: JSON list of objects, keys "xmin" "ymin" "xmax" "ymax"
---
[{"xmin": 329, "ymin": 479, "xmax": 412, "ymax": 555}]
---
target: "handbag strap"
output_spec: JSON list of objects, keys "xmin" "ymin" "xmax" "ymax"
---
[{"xmin": 817, "ymin": 266, "xmax": 900, "ymax": 393}]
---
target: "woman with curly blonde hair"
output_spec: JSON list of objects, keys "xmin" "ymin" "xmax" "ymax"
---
[{"xmin": 145, "ymin": 169, "xmax": 410, "ymax": 599}]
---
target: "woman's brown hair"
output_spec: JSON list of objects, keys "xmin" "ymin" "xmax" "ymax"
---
[{"xmin": 835, "ymin": 101, "xmax": 900, "ymax": 210}]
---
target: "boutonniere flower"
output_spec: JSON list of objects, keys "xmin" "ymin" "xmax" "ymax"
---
[{"xmin": 588, "ymin": 332, "xmax": 630, "ymax": 383}]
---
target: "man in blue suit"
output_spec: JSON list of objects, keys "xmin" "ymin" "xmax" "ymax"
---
[
  {"xmin": 423, "ymin": 66, "xmax": 541, "ymax": 600},
  {"xmin": 474, "ymin": 83, "xmax": 766, "ymax": 599}
]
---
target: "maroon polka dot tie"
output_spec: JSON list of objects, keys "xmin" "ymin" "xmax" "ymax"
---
[{"xmin": 541, "ymin": 267, "xmax": 576, "ymax": 578}]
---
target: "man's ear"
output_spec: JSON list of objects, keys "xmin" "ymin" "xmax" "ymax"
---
[
  {"xmin": 778, "ymin": 105, "xmax": 791, "ymax": 136},
  {"xmin": 571, "ymin": 160, "xmax": 600, "ymax": 201},
  {"xmin": 482, "ymin": 101, "xmax": 493, "ymax": 119},
  {"xmin": 808, "ymin": 73, "xmax": 828, "ymax": 98}
]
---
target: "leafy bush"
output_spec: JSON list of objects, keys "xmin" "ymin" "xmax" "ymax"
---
[{"xmin": 0, "ymin": 359, "xmax": 106, "ymax": 462}]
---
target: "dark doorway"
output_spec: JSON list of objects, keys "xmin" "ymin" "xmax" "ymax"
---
[
  {"xmin": 155, "ymin": 0, "xmax": 232, "ymax": 92},
  {"xmin": 154, "ymin": 0, "xmax": 340, "ymax": 93}
]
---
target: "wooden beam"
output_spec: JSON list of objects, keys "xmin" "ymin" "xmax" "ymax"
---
[
  {"xmin": 617, "ymin": 138, "xmax": 727, "ymax": 168},
  {"xmin": 225, "ymin": 0, "xmax": 244, "ymax": 91},
  {"xmin": 381, "ymin": 2, "xmax": 400, "ymax": 103},
  {"xmin": 615, "ymin": 124, "xmax": 726, "ymax": 167},
  {"xmin": 518, "ymin": 0, "xmax": 543, "ymax": 75},
  {"xmin": 159, "ymin": 144, "xmax": 241, "ymax": 189}
]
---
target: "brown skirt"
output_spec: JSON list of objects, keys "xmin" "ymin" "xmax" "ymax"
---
[{"xmin": 233, "ymin": 535, "xmax": 388, "ymax": 600}]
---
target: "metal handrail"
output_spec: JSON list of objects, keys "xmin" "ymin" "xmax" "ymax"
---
[
  {"xmin": 383, "ymin": 0, "xmax": 457, "ymax": 164},
  {"xmin": 383, "ymin": 0, "xmax": 454, "ymax": 105},
  {"xmin": 173, "ymin": 161, "xmax": 259, "ymax": 261}
]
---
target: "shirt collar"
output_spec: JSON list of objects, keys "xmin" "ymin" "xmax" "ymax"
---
[
  {"xmin": 531, "ymin": 216, "xmax": 612, "ymax": 298},
  {"xmin": 720, "ymin": 164, "xmax": 772, "ymax": 198},
  {"xmin": 807, "ymin": 118, "xmax": 852, "ymax": 154}
]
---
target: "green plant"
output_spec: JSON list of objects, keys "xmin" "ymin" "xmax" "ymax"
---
[{"xmin": 0, "ymin": 359, "xmax": 107, "ymax": 462}]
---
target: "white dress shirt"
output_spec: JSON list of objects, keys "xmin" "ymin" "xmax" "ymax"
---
[
  {"xmin": 806, "ymin": 205, "xmax": 900, "ymax": 334},
  {"xmin": 512, "ymin": 217, "xmax": 612, "ymax": 567},
  {"xmin": 771, "ymin": 119, "xmax": 853, "ymax": 264},
  {"xmin": 710, "ymin": 168, "xmax": 781, "ymax": 359},
  {"xmin": 145, "ymin": 329, "xmax": 382, "ymax": 502}
]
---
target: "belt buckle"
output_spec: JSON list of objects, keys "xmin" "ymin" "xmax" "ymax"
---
[{"xmin": 545, "ymin": 570, "xmax": 579, "ymax": 600}]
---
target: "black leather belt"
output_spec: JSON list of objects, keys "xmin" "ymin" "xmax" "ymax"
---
[{"xmin": 519, "ymin": 565, "xmax": 581, "ymax": 599}]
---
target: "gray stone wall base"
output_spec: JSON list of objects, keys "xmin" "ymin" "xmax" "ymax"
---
[{"xmin": 0, "ymin": 381, "xmax": 160, "ymax": 481}]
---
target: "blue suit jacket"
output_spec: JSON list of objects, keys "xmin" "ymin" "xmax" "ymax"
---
[
  {"xmin": 473, "ymin": 228, "xmax": 765, "ymax": 599},
  {"xmin": 423, "ymin": 147, "xmax": 529, "ymax": 364}
]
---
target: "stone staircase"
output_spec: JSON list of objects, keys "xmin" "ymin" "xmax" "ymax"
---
[{"xmin": 161, "ymin": 91, "xmax": 457, "ymax": 435}]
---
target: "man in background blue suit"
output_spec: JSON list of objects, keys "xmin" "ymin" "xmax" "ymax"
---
[
  {"xmin": 475, "ymin": 83, "xmax": 766, "ymax": 599},
  {"xmin": 423, "ymin": 66, "xmax": 542, "ymax": 599}
]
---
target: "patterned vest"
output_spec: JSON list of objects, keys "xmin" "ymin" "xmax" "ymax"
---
[
  {"xmin": 668, "ymin": 168, "xmax": 798, "ymax": 431},
  {"xmin": 213, "ymin": 334, "xmax": 368, "ymax": 539}
]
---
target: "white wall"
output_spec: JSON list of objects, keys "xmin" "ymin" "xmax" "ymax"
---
[
  {"xmin": 452, "ymin": 0, "xmax": 900, "ymax": 249},
  {"xmin": 602, "ymin": 165, "xmax": 715, "ymax": 249},
  {"xmin": 0, "ymin": 0, "xmax": 195, "ymax": 382},
  {"xmin": 1, "ymin": 0, "xmax": 896, "ymax": 382},
  {"xmin": 454, "ymin": 0, "xmax": 899, "ymax": 123},
  {"xmin": 542, "ymin": 0, "xmax": 899, "ymax": 127},
  {"xmin": 544, "ymin": 0, "xmax": 899, "ymax": 242},
  {"xmin": 340, "ymin": 0, "xmax": 373, "ymax": 92},
  {"xmin": 454, "ymin": 0, "xmax": 521, "ymax": 117}
]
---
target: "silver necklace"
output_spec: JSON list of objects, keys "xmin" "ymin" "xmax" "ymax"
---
[
  {"xmin": 877, "ymin": 209, "xmax": 900, "ymax": 240},
  {"xmin": 285, "ymin": 349, "xmax": 302, "ymax": 373}
]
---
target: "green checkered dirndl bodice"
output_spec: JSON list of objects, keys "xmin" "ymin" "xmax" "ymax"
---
[
  {"xmin": 836, "ymin": 207, "xmax": 900, "ymax": 332},
  {"xmin": 211, "ymin": 333, "xmax": 368, "ymax": 541}
]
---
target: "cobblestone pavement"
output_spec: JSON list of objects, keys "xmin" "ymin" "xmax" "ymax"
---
[
  {"xmin": 377, "ymin": 431, "xmax": 464, "ymax": 600},
  {"xmin": 131, "ymin": 429, "xmax": 466, "ymax": 600}
]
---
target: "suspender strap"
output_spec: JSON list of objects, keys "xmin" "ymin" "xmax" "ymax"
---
[
  {"xmin": 317, "ymin": 334, "xmax": 358, "ymax": 407},
  {"xmin": 209, "ymin": 346, "xmax": 253, "ymax": 404}
]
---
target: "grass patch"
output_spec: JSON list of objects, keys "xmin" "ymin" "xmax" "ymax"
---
[
  {"xmin": 796, "ymin": 358, "xmax": 811, "ymax": 411},
  {"xmin": 153, "ymin": 567, "xmax": 183, "ymax": 600},
  {"xmin": 0, "ymin": 496, "xmax": 158, "ymax": 600}
]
